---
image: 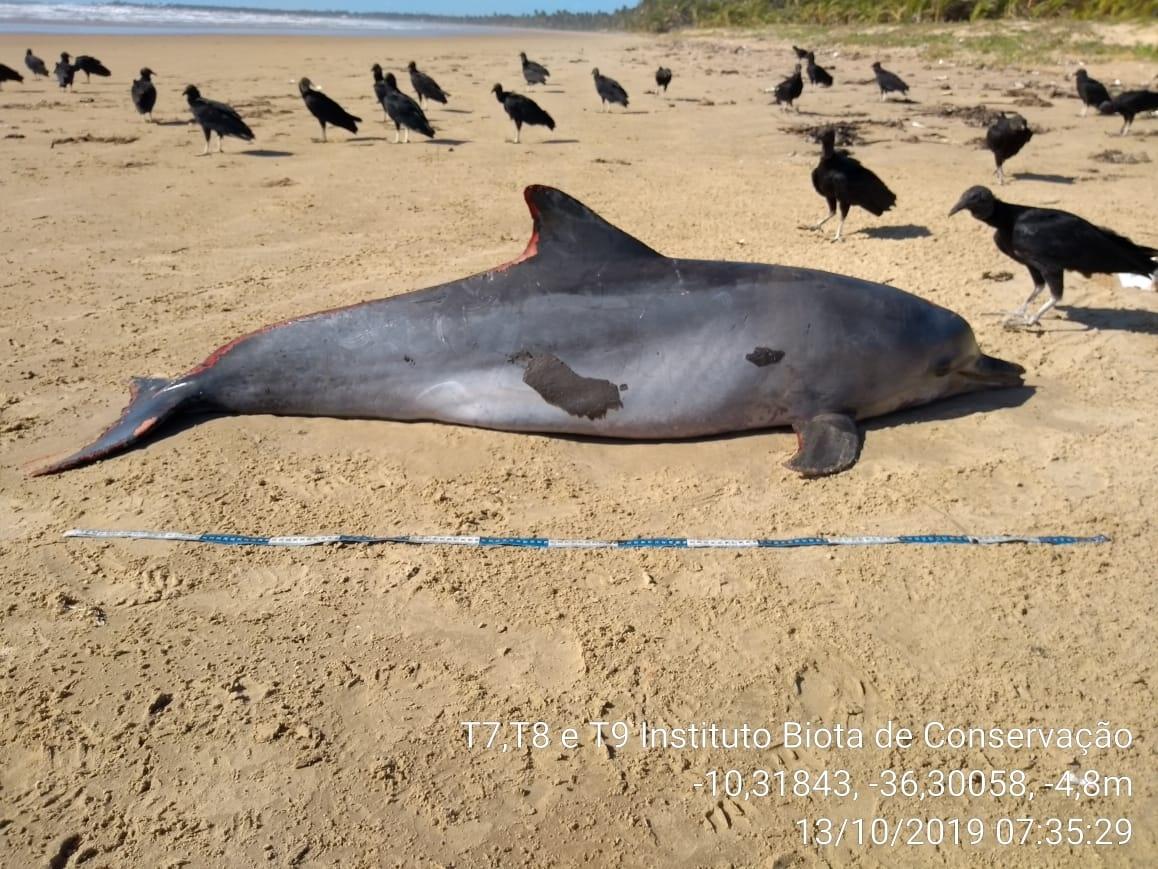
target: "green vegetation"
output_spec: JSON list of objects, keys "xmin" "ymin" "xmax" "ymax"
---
[
  {"xmin": 765, "ymin": 20, "xmax": 1158, "ymax": 63},
  {"xmin": 454, "ymin": 8, "xmax": 637, "ymax": 30},
  {"xmin": 303, "ymin": 0, "xmax": 1157, "ymax": 50},
  {"xmin": 630, "ymin": 0, "xmax": 1158, "ymax": 30},
  {"xmin": 220, "ymin": 1, "xmax": 1157, "ymax": 40}
]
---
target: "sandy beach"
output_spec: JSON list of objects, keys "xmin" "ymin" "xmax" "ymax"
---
[{"xmin": 1, "ymin": 27, "xmax": 1156, "ymax": 867}]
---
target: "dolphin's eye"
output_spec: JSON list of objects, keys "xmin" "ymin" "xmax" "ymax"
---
[{"xmin": 932, "ymin": 358, "xmax": 953, "ymax": 377}]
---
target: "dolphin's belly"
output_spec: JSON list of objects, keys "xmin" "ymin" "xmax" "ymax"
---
[
  {"xmin": 395, "ymin": 353, "xmax": 798, "ymax": 438},
  {"xmin": 207, "ymin": 308, "xmax": 803, "ymax": 438},
  {"xmin": 213, "ymin": 347, "xmax": 797, "ymax": 438}
]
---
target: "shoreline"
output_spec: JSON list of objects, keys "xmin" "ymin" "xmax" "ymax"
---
[
  {"xmin": 0, "ymin": 1, "xmax": 603, "ymax": 39},
  {"xmin": 1, "ymin": 23, "xmax": 551, "ymax": 36}
]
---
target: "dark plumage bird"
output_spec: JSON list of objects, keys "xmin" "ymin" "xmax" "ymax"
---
[
  {"xmin": 592, "ymin": 68, "xmax": 628, "ymax": 111},
  {"xmin": 809, "ymin": 127, "xmax": 897, "ymax": 241},
  {"xmin": 1098, "ymin": 90, "xmax": 1158, "ymax": 136},
  {"xmin": 519, "ymin": 52, "xmax": 549, "ymax": 86},
  {"xmin": 1073, "ymin": 68, "xmax": 1110, "ymax": 117},
  {"xmin": 949, "ymin": 185, "xmax": 1157, "ymax": 327},
  {"xmin": 492, "ymin": 83, "xmax": 554, "ymax": 143},
  {"xmin": 183, "ymin": 85, "xmax": 254, "ymax": 155},
  {"xmin": 792, "ymin": 45, "xmax": 811, "ymax": 60},
  {"xmin": 985, "ymin": 112, "xmax": 1033, "ymax": 185},
  {"xmin": 55, "ymin": 53, "xmax": 75, "ymax": 90},
  {"xmin": 297, "ymin": 77, "xmax": 360, "ymax": 141},
  {"xmin": 871, "ymin": 61, "xmax": 908, "ymax": 101},
  {"xmin": 73, "ymin": 55, "xmax": 111, "ymax": 82},
  {"xmin": 131, "ymin": 67, "xmax": 157, "ymax": 122},
  {"xmin": 655, "ymin": 66, "xmax": 672, "ymax": 93},
  {"xmin": 25, "ymin": 49, "xmax": 49, "ymax": 79},
  {"xmin": 371, "ymin": 63, "xmax": 389, "ymax": 120},
  {"xmin": 773, "ymin": 64, "xmax": 803, "ymax": 111},
  {"xmin": 805, "ymin": 52, "xmax": 833, "ymax": 88},
  {"xmin": 407, "ymin": 61, "xmax": 448, "ymax": 107},
  {"xmin": 0, "ymin": 63, "xmax": 22, "ymax": 89},
  {"xmin": 381, "ymin": 72, "xmax": 434, "ymax": 143}
]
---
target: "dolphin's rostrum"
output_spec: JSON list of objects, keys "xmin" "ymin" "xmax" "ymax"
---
[{"xmin": 32, "ymin": 185, "xmax": 1024, "ymax": 478}]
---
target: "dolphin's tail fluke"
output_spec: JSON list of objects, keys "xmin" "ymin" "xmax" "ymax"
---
[{"xmin": 28, "ymin": 376, "xmax": 199, "ymax": 476}]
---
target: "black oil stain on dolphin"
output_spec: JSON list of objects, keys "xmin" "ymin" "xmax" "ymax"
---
[
  {"xmin": 512, "ymin": 351, "xmax": 623, "ymax": 420},
  {"xmin": 746, "ymin": 347, "xmax": 785, "ymax": 367}
]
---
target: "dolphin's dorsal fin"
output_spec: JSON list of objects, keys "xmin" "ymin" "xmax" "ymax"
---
[{"xmin": 522, "ymin": 185, "xmax": 662, "ymax": 263}]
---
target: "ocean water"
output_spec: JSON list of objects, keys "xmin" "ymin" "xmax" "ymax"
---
[{"xmin": 0, "ymin": 2, "xmax": 516, "ymax": 36}]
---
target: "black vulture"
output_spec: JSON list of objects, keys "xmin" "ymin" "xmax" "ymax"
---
[
  {"xmin": 492, "ymin": 84, "xmax": 554, "ymax": 143},
  {"xmin": 1098, "ymin": 90, "xmax": 1158, "ymax": 136},
  {"xmin": 55, "ymin": 53, "xmax": 75, "ymax": 90},
  {"xmin": 25, "ymin": 49, "xmax": 49, "ymax": 79},
  {"xmin": 1073, "ymin": 68, "xmax": 1109, "ymax": 117},
  {"xmin": 773, "ymin": 64, "xmax": 803, "ymax": 111},
  {"xmin": 655, "ymin": 66, "xmax": 672, "ymax": 93},
  {"xmin": 792, "ymin": 46, "xmax": 811, "ymax": 60},
  {"xmin": 371, "ymin": 63, "xmax": 389, "ymax": 120},
  {"xmin": 297, "ymin": 77, "xmax": 360, "ymax": 141},
  {"xmin": 183, "ymin": 85, "xmax": 254, "ymax": 155},
  {"xmin": 871, "ymin": 61, "xmax": 908, "ymax": 101},
  {"xmin": 809, "ymin": 127, "xmax": 896, "ymax": 241},
  {"xmin": 407, "ymin": 61, "xmax": 448, "ymax": 107},
  {"xmin": 73, "ymin": 55, "xmax": 111, "ymax": 82},
  {"xmin": 985, "ymin": 112, "xmax": 1033, "ymax": 185},
  {"xmin": 131, "ymin": 68, "xmax": 157, "ymax": 122},
  {"xmin": 382, "ymin": 72, "xmax": 434, "ymax": 143},
  {"xmin": 0, "ymin": 64, "xmax": 22, "ymax": 89},
  {"xmin": 949, "ymin": 185, "xmax": 1157, "ymax": 327},
  {"xmin": 592, "ymin": 68, "xmax": 628, "ymax": 111},
  {"xmin": 806, "ymin": 52, "xmax": 833, "ymax": 88},
  {"xmin": 519, "ymin": 52, "xmax": 549, "ymax": 86}
]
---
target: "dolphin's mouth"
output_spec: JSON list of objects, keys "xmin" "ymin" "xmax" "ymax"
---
[{"xmin": 958, "ymin": 354, "xmax": 1025, "ymax": 388}]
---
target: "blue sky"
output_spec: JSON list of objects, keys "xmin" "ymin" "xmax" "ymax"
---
[{"xmin": 122, "ymin": 0, "xmax": 628, "ymax": 13}]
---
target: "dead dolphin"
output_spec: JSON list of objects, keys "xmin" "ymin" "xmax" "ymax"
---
[{"xmin": 32, "ymin": 185, "xmax": 1023, "ymax": 478}]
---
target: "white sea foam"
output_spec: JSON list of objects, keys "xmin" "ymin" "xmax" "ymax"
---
[{"xmin": 0, "ymin": 2, "xmax": 511, "ymax": 36}]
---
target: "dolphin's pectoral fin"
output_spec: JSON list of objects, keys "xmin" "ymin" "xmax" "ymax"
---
[
  {"xmin": 521, "ymin": 185, "xmax": 663, "ymax": 266},
  {"xmin": 27, "ymin": 377, "xmax": 198, "ymax": 476},
  {"xmin": 784, "ymin": 413, "xmax": 862, "ymax": 478}
]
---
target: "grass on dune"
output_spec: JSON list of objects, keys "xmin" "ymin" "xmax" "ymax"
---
[
  {"xmin": 631, "ymin": 0, "xmax": 1158, "ymax": 30},
  {"xmin": 722, "ymin": 20, "xmax": 1157, "ymax": 64}
]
